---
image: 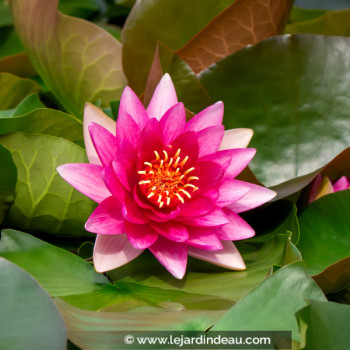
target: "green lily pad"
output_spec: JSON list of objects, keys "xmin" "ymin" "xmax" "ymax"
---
[
  {"xmin": 122, "ymin": 0, "xmax": 233, "ymax": 94},
  {"xmin": 0, "ymin": 257, "xmax": 67, "ymax": 350},
  {"xmin": 0, "ymin": 143, "xmax": 16, "ymax": 224},
  {"xmin": 297, "ymin": 300, "xmax": 350, "ymax": 350},
  {"xmin": 212, "ymin": 262, "xmax": 326, "ymax": 342},
  {"xmin": 0, "ymin": 72, "xmax": 40, "ymax": 109},
  {"xmin": 0, "ymin": 229, "xmax": 108, "ymax": 296},
  {"xmin": 200, "ymin": 34, "xmax": 350, "ymax": 187},
  {"xmin": 0, "ymin": 133, "xmax": 95, "ymax": 237},
  {"xmin": 11, "ymin": 0, "xmax": 126, "ymax": 118},
  {"xmin": 298, "ymin": 190, "xmax": 350, "ymax": 275},
  {"xmin": 110, "ymin": 231, "xmax": 295, "ymax": 301}
]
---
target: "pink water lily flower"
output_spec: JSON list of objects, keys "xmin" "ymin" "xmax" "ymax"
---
[
  {"xmin": 309, "ymin": 174, "xmax": 350, "ymax": 203},
  {"xmin": 58, "ymin": 74, "xmax": 275, "ymax": 279}
]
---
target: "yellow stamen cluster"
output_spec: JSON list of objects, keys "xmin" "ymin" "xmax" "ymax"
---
[{"xmin": 138, "ymin": 148, "xmax": 199, "ymax": 208}]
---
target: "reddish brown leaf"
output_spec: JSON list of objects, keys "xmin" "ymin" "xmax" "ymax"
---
[
  {"xmin": 0, "ymin": 53, "xmax": 37, "ymax": 78},
  {"xmin": 177, "ymin": 0, "xmax": 294, "ymax": 73}
]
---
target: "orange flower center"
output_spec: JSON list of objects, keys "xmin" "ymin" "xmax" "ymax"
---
[{"xmin": 138, "ymin": 148, "xmax": 199, "ymax": 208}]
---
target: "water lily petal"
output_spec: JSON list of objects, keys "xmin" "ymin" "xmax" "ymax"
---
[
  {"xmin": 151, "ymin": 222, "xmax": 189, "ymax": 242},
  {"xmin": 194, "ymin": 161, "xmax": 224, "ymax": 194},
  {"xmin": 133, "ymin": 186, "xmax": 154, "ymax": 210},
  {"xmin": 137, "ymin": 118, "xmax": 164, "ymax": 162},
  {"xmin": 216, "ymin": 179, "xmax": 251, "ymax": 207},
  {"xmin": 333, "ymin": 176, "xmax": 350, "ymax": 192},
  {"xmin": 183, "ymin": 208, "xmax": 229, "ymax": 227},
  {"xmin": 118, "ymin": 86, "xmax": 149, "ymax": 129},
  {"xmin": 147, "ymin": 73, "xmax": 178, "ymax": 120},
  {"xmin": 57, "ymin": 163, "xmax": 110, "ymax": 203},
  {"xmin": 102, "ymin": 167, "xmax": 125, "ymax": 202},
  {"xmin": 93, "ymin": 234, "xmax": 143, "ymax": 272},
  {"xmin": 116, "ymin": 111, "xmax": 140, "ymax": 154},
  {"xmin": 84, "ymin": 103, "xmax": 116, "ymax": 165},
  {"xmin": 159, "ymin": 102, "xmax": 186, "ymax": 144},
  {"xmin": 186, "ymin": 101, "xmax": 224, "ymax": 132},
  {"xmin": 186, "ymin": 226, "xmax": 223, "ymax": 251},
  {"xmin": 89, "ymin": 122, "xmax": 117, "ymax": 167},
  {"xmin": 219, "ymin": 128, "xmax": 253, "ymax": 150},
  {"xmin": 197, "ymin": 125, "xmax": 225, "ymax": 157},
  {"xmin": 121, "ymin": 194, "xmax": 148, "ymax": 224},
  {"xmin": 171, "ymin": 131, "xmax": 199, "ymax": 166},
  {"xmin": 216, "ymin": 208, "xmax": 255, "ymax": 241},
  {"xmin": 178, "ymin": 197, "xmax": 214, "ymax": 217},
  {"xmin": 149, "ymin": 237, "xmax": 187, "ymax": 279},
  {"xmin": 85, "ymin": 196, "xmax": 125, "ymax": 234},
  {"xmin": 125, "ymin": 221, "xmax": 158, "ymax": 249},
  {"xmin": 188, "ymin": 241, "xmax": 246, "ymax": 270},
  {"xmin": 112, "ymin": 157, "xmax": 137, "ymax": 192},
  {"xmin": 224, "ymin": 148, "xmax": 256, "ymax": 178},
  {"xmin": 227, "ymin": 182, "xmax": 276, "ymax": 213}
]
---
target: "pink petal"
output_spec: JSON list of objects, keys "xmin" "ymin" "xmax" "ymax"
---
[
  {"xmin": 216, "ymin": 208, "xmax": 255, "ymax": 241},
  {"xmin": 83, "ymin": 103, "xmax": 116, "ymax": 165},
  {"xmin": 133, "ymin": 186, "xmax": 154, "ymax": 210},
  {"xmin": 85, "ymin": 196, "xmax": 125, "ymax": 234},
  {"xmin": 216, "ymin": 179, "xmax": 251, "ymax": 207},
  {"xmin": 57, "ymin": 163, "xmax": 111, "ymax": 203},
  {"xmin": 194, "ymin": 161, "xmax": 224, "ymax": 194},
  {"xmin": 118, "ymin": 86, "xmax": 149, "ymax": 129},
  {"xmin": 308, "ymin": 174, "xmax": 322, "ymax": 203},
  {"xmin": 333, "ymin": 176, "xmax": 350, "ymax": 192},
  {"xmin": 186, "ymin": 226, "xmax": 223, "ymax": 251},
  {"xmin": 112, "ymin": 157, "xmax": 137, "ymax": 192},
  {"xmin": 197, "ymin": 125, "xmax": 225, "ymax": 157},
  {"xmin": 224, "ymin": 148, "xmax": 256, "ymax": 179},
  {"xmin": 178, "ymin": 197, "xmax": 214, "ymax": 217},
  {"xmin": 93, "ymin": 234, "xmax": 143, "ymax": 272},
  {"xmin": 116, "ymin": 111, "xmax": 140, "ymax": 153},
  {"xmin": 151, "ymin": 222, "xmax": 189, "ymax": 242},
  {"xmin": 102, "ymin": 167, "xmax": 125, "ymax": 202},
  {"xmin": 146, "ymin": 207, "xmax": 181, "ymax": 222},
  {"xmin": 159, "ymin": 103, "xmax": 186, "ymax": 144},
  {"xmin": 137, "ymin": 118, "xmax": 164, "ymax": 162},
  {"xmin": 171, "ymin": 131, "xmax": 199, "ymax": 166},
  {"xmin": 199, "ymin": 150, "xmax": 233, "ymax": 171},
  {"xmin": 219, "ymin": 128, "xmax": 254, "ymax": 150},
  {"xmin": 182, "ymin": 208, "xmax": 229, "ymax": 227},
  {"xmin": 89, "ymin": 122, "xmax": 117, "ymax": 167},
  {"xmin": 186, "ymin": 101, "xmax": 224, "ymax": 132},
  {"xmin": 125, "ymin": 221, "xmax": 158, "ymax": 249},
  {"xmin": 227, "ymin": 182, "xmax": 276, "ymax": 213},
  {"xmin": 188, "ymin": 241, "xmax": 246, "ymax": 270},
  {"xmin": 147, "ymin": 73, "xmax": 178, "ymax": 120},
  {"xmin": 121, "ymin": 194, "xmax": 148, "ymax": 224},
  {"xmin": 149, "ymin": 237, "xmax": 187, "ymax": 279}
]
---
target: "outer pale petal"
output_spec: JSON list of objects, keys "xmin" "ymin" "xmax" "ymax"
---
[
  {"xmin": 219, "ymin": 128, "xmax": 254, "ymax": 150},
  {"xmin": 89, "ymin": 123, "xmax": 117, "ymax": 167},
  {"xmin": 93, "ymin": 234, "xmax": 143, "ymax": 272},
  {"xmin": 149, "ymin": 237, "xmax": 187, "ymax": 279},
  {"xmin": 159, "ymin": 102, "xmax": 186, "ymax": 144},
  {"xmin": 118, "ymin": 86, "xmax": 149, "ymax": 128},
  {"xmin": 186, "ymin": 101, "xmax": 224, "ymax": 132},
  {"xmin": 85, "ymin": 197, "xmax": 125, "ymax": 234},
  {"xmin": 84, "ymin": 103, "xmax": 116, "ymax": 165},
  {"xmin": 188, "ymin": 241, "xmax": 246, "ymax": 270},
  {"xmin": 227, "ymin": 183, "xmax": 276, "ymax": 213},
  {"xmin": 57, "ymin": 163, "xmax": 111, "ymax": 203},
  {"xmin": 147, "ymin": 73, "xmax": 178, "ymax": 120}
]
